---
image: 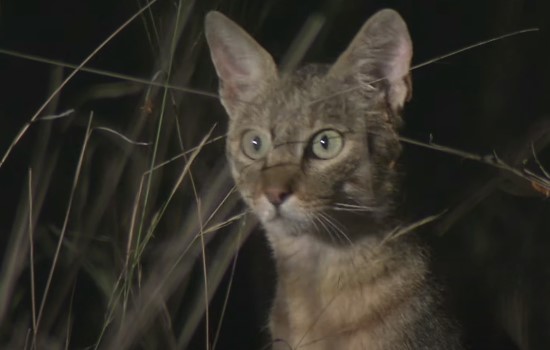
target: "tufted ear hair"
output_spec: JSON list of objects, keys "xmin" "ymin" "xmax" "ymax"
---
[
  {"xmin": 328, "ymin": 9, "xmax": 413, "ymax": 114},
  {"xmin": 205, "ymin": 11, "xmax": 278, "ymax": 116}
]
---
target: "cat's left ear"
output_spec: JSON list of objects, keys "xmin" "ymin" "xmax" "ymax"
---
[
  {"xmin": 329, "ymin": 9, "xmax": 412, "ymax": 113},
  {"xmin": 205, "ymin": 11, "xmax": 278, "ymax": 116}
]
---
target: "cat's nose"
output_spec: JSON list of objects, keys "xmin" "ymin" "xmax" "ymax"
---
[{"xmin": 264, "ymin": 187, "xmax": 291, "ymax": 206}]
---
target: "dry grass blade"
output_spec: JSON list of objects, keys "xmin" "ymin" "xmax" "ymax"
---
[
  {"xmin": 92, "ymin": 126, "xmax": 152, "ymax": 146},
  {"xmin": 410, "ymin": 28, "xmax": 539, "ymax": 71},
  {"xmin": 63, "ymin": 284, "xmax": 77, "ymax": 350},
  {"xmin": 104, "ymin": 177, "xmax": 247, "ymax": 349},
  {"xmin": 202, "ymin": 211, "xmax": 247, "ymax": 235},
  {"xmin": 133, "ymin": 0, "xmax": 193, "ymax": 265},
  {"xmin": 280, "ymin": 13, "xmax": 325, "ymax": 74},
  {"xmin": 211, "ymin": 219, "xmax": 244, "ymax": 350},
  {"xmin": 134, "ymin": 125, "xmax": 217, "ymax": 260},
  {"xmin": 101, "ymin": 128, "xmax": 215, "ymax": 348},
  {"xmin": 176, "ymin": 213, "xmax": 256, "ymax": 349},
  {"xmin": 0, "ymin": 48, "xmax": 220, "ymax": 99},
  {"xmin": 39, "ymin": 109, "xmax": 75, "ymax": 121},
  {"xmin": 192, "ymin": 169, "xmax": 210, "ymax": 350},
  {"xmin": 27, "ymin": 169, "xmax": 37, "ymax": 348},
  {"xmin": 531, "ymin": 143, "xmax": 550, "ymax": 179},
  {"xmin": 379, "ymin": 211, "xmax": 447, "ymax": 247},
  {"xmin": 125, "ymin": 176, "xmax": 145, "ymax": 273},
  {"xmin": 308, "ymin": 28, "xmax": 539, "ymax": 105},
  {"xmin": 0, "ymin": 66, "xmax": 63, "ymax": 346},
  {"xmin": 147, "ymin": 135, "xmax": 225, "ymax": 172},
  {"xmin": 34, "ymin": 113, "xmax": 93, "ymax": 341},
  {"xmin": 399, "ymin": 135, "xmax": 550, "ymax": 194},
  {"xmin": 0, "ymin": 173, "xmax": 33, "ymax": 326},
  {"xmin": 0, "ymin": 0, "xmax": 158, "ymax": 169}
]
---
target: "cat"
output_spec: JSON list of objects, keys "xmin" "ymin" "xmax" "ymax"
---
[{"xmin": 205, "ymin": 8, "xmax": 463, "ymax": 350}]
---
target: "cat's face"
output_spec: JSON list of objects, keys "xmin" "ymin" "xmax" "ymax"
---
[{"xmin": 205, "ymin": 10, "xmax": 412, "ymax": 241}]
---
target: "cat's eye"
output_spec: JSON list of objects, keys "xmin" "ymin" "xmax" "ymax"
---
[
  {"xmin": 310, "ymin": 129, "xmax": 344, "ymax": 159},
  {"xmin": 241, "ymin": 129, "xmax": 271, "ymax": 159}
]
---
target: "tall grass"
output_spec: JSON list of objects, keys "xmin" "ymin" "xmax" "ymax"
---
[{"xmin": 0, "ymin": 0, "xmax": 255, "ymax": 348}]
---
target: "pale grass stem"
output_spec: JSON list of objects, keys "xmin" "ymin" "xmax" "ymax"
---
[
  {"xmin": 0, "ymin": 48, "xmax": 219, "ymax": 100},
  {"xmin": 188, "ymin": 145, "xmax": 210, "ymax": 350},
  {"xmin": 280, "ymin": 13, "xmax": 325, "ymax": 74},
  {"xmin": 398, "ymin": 135, "xmax": 550, "ymax": 195},
  {"xmin": 0, "ymin": 0, "xmax": 158, "ymax": 170},
  {"xmin": 132, "ymin": 0, "xmax": 191, "ymax": 273},
  {"xmin": 211, "ymin": 223, "xmax": 242, "ymax": 350},
  {"xmin": 379, "ymin": 210, "xmax": 447, "ymax": 248},
  {"xmin": 27, "ymin": 169, "xmax": 37, "ymax": 350},
  {"xmin": 97, "ymin": 127, "xmax": 217, "ymax": 349},
  {"xmin": 531, "ymin": 143, "xmax": 550, "ymax": 179},
  {"xmin": 34, "ymin": 113, "xmax": 93, "ymax": 342},
  {"xmin": 124, "ymin": 134, "xmax": 226, "ymax": 271},
  {"xmin": 134, "ymin": 125, "xmax": 217, "ymax": 260},
  {"xmin": 64, "ymin": 284, "xmax": 77, "ymax": 350},
  {"xmin": 307, "ymin": 27, "xmax": 539, "ymax": 105}
]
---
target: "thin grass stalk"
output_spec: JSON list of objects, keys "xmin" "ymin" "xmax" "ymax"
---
[
  {"xmin": 34, "ymin": 113, "xmax": 94, "ymax": 342},
  {"xmin": 27, "ymin": 169, "xmax": 37, "ymax": 349},
  {"xmin": 132, "ymin": 0, "xmax": 194, "ymax": 276},
  {"xmin": 0, "ymin": 0, "xmax": 159, "ymax": 169},
  {"xmin": 211, "ymin": 223, "xmax": 243, "ymax": 350},
  {"xmin": 101, "ymin": 128, "xmax": 211, "ymax": 348}
]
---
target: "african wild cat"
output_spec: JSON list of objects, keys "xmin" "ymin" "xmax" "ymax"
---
[{"xmin": 205, "ymin": 9, "xmax": 463, "ymax": 350}]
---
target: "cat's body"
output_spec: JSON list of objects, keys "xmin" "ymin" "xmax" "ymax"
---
[
  {"xmin": 205, "ymin": 9, "xmax": 463, "ymax": 349},
  {"xmin": 269, "ymin": 231, "xmax": 457, "ymax": 349}
]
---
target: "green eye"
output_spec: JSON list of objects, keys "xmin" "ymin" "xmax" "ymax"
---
[
  {"xmin": 241, "ymin": 129, "xmax": 271, "ymax": 159},
  {"xmin": 310, "ymin": 129, "xmax": 344, "ymax": 159}
]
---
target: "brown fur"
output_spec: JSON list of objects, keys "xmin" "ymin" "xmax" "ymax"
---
[{"xmin": 205, "ymin": 9, "xmax": 462, "ymax": 349}]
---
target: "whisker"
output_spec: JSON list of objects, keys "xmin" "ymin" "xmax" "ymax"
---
[
  {"xmin": 327, "ymin": 215, "xmax": 353, "ymax": 246},
  {"xmin": 319, "ymin": 213, "xmax": 353, "ymax": 246},
  {"xmin": 333, "ymin": 204, "xmax": 372, "ymax": 212},
  {"xmin": 305, "ymin": 212, "xmax": 322, "ymax": 236},
  {"xmin": 312, "ymin": 213, "xmax": 337, "ymax": 245},
  {"xmin": 332, "ymin": 202, "xmax": 379, "ymax": 213}
]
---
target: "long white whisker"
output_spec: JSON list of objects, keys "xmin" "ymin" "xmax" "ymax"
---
[
  {"xmin": 332, "ymin": 202, "xmax": 376, "ymax": 213},
  {"xmin": 334, "ymin": 203, "xmax": 372, "ymax": 209},
  {"xmin": 327, "ymin": 215, "xmax": 353, "ymax": 246},
  {"xmin": 319, "ymin": 213, "xmax": 352, "ymax": 246},
  {"xmin": 313, "ymin": 213, "xmax": 337, "ymax": 245},
  {"xmin": 306, "ymin": 213, "xmax": 322, "ymax": 236}
]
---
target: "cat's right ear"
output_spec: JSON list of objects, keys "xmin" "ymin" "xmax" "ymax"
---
[
  {"xmin": 328, "ymin": 9, "xmax": 412, "ymax": 114},
  {"xmin": 205, "ymin": 11, "xmax": 277, "ymax": 116}
]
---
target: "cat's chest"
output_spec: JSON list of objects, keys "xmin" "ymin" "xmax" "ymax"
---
[
  {"xmin": 270, "ymin": 283, "xmax": 391, "ymax": 350},
  {"xmin": 269, "ymin": 235, "xmax": 428, "ymax": 349},
  {"xmin": 271, "ymin": 239, "xmax": 402, "ymax": 345}
]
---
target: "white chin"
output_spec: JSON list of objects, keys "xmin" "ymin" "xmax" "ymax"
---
[{"xmin": 253, "ymin": 197, "xmax": 309, "ymax": 229}]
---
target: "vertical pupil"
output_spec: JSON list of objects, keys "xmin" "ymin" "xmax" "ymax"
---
[
  {"xmin": 320, "ymin": 135, "xmax": 329, "ymax": 150},
  {"xmin": 252, "ymin": 136, "xmax": 261, "ymax": 151}
]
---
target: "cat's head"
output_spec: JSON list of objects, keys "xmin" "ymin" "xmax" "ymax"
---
[{"xmin": 205, "ymin": 9, "xmax": 412, "ymax": 242}]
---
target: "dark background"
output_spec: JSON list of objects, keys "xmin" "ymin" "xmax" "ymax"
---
[{"xmin": 0, "ymin": 0, "xmax": 549, "ymax": 349}]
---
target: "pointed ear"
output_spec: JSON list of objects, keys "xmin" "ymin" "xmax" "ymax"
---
[
  {"xmin": 205, "ymin": 11, "xmax": 278, "ymax": 116},
  {"xmin": 329, "ymin": 9, "xmax": 412, "ymax": 113}
]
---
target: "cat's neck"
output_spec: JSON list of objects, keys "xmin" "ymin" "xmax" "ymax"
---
[{"xmin": 265, "ymin": 219, "xmax": 426, "ymax": 286}]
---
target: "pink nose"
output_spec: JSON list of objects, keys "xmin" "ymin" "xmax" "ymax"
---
[{"xmin": 264, "ymin": 187, "xmax": 291, "ymax": 206}]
